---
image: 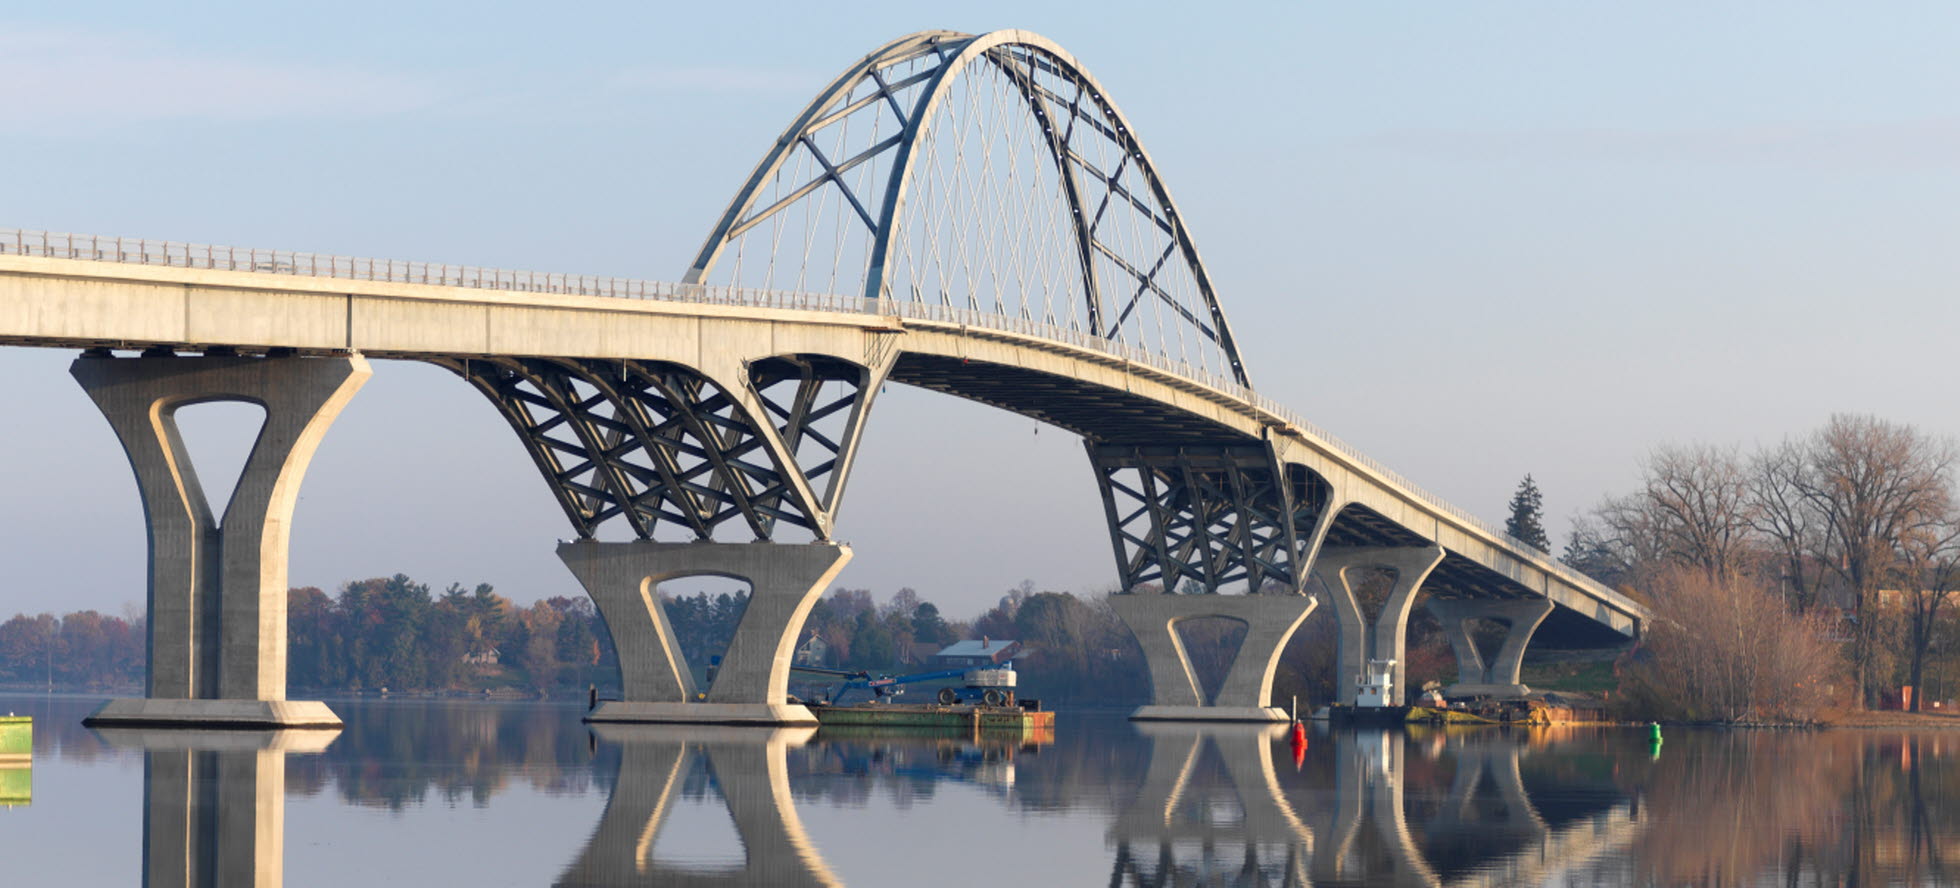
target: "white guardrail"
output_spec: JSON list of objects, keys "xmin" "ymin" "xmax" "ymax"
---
[{"xmin": 0, "ymin": 228, "xmax": 1613, "ymax": 600}]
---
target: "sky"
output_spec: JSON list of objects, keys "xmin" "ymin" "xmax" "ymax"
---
[{"xmin": 2, "ymin": 3, "xmax": 1958, "ymax": 620}]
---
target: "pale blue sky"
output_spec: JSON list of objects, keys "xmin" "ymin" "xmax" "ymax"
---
[{"xmin": 3, "ymin": 3, "xmax": 1957, "ymax": 618}]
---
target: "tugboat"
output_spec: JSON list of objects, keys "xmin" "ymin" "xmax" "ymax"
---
[
  {"xmin": 795, "ymin": 662, "xmax": 1055, "ymax": 733},
  {"xmin": 1327, "ymin": 658, "xmax": 1413, "ymax": 726}
]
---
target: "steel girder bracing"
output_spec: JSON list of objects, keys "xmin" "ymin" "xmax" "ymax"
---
[
  {"xmin": 440, "ymin": 357, "xmax": 862, "ymax": 542},
  {"xmin": 748, "ymin": 354, "xmax": 878, "ymax": 519},
  {"xmin": 1089, "ymin": 443, "xmax": 1329, "ymax": 595}
]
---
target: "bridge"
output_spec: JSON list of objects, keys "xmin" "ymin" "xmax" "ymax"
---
[{"xmin": 0, "ymin": 29, "xmax": 1642, "ymax": 728}]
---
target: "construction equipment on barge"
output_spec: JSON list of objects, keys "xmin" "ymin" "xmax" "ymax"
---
[{"xmin": 792, "ymin": 662, "xmax": 1054, "ymax": 733}]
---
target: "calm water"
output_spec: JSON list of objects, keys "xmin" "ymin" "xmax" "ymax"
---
[{"xmin": 0, "ymin": 694, "xmax": 1950, "ymax": 887}]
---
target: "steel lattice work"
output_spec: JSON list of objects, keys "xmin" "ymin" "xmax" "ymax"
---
[
  {"xmin": 747, "ymin": 354, "xmax": 880, "ymax": 522},
  {"xmin": 437, "ymin": 357, "xmax": 872, "ymax": 542},
  {"xmin": 687, "ymin": 30, "xmax": 1250, "ymax": 387},
  {"xmin": 1089, "ymin": 444, "xmax": 1331, "ymax": 595},
  {"xmin": 437, "ymin": 30, "xmax": 1351, "ymax": 591}
]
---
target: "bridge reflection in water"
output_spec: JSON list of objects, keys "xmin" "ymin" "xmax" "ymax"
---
[
  {"xmin": 555, "ymin": 721, "xmax": 1638, "ymax": 888},
  {"xmin": 93, "ymin": 727, "xmax": 338, "ymax": 888},
  {"xmin": 1104, "ymin": 724, "xmax": 1642, "ymax": 888}
]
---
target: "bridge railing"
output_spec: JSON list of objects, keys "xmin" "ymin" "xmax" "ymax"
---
[{"xmin": 2, "ymin": 228, "xmax": 1615, "ymax": 604}]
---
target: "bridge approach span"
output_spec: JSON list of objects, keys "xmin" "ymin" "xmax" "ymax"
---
[{"xmin": 0, "ymin": 245, "xmax": 1639, "ymax": 637}]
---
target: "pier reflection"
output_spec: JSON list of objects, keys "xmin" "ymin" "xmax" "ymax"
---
[
  {"xmin": 561, "ymin": 724, "xmax": 1054, "ymax": 887},
  {"xmin": 94, "ymin": 727, "xmax": 339, "ymax": 888},
  {"xmin": 1108, "ymin": 723, "xmax": 1313, "ymax": 886},
  {"xmin": 556, "ymin": 725, "xmax": 839, "ymax": 888},
  {"xmin": 1107, "ymin": 725, "xmax": 1640, "ymax": 888}
]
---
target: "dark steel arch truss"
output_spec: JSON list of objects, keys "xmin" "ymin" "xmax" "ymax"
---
[
  {"xmin": 1089, "ymin": 443, "xmax": 1329, "ymax": 595},
  {"xmin": 439, "ymin": 357, "xmax": 870, "ymax": 542},
  {"xmin": 749, "ymin": 354, "xmax": 878, "ymax": 519}
]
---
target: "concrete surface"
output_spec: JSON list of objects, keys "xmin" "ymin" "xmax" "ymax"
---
[
  {"xmin": 83, "ymin": 699, "xmax": 343, "ymax": 729},
  {"xmin": 72, "ymin": 354, "xmax": 367, "ymax": 727},
  {"xmin": 557, "ymin": 541, "xmax": 850, "ymax": 724},
  {"xmin": 1312, "ymin": 546, "xmax": 1447, "ymax": 707},
  {"xmin": 1426, "ymin": 597, "xmax": 1555, "ymax": 698},
  {"xmin": 1110, "ymin": 592, "xmax": 1318, "ymax": 722}
]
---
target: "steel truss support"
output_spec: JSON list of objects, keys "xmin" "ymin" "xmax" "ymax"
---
[
  {"xmin": 441, "ymin": 356, "xmax": 873, "ymax": 542},
  {"xmin": 749, "ymin": 355, "xmax": 882, "ymax": 520},
  {"xmin": 1088, "ymin": 443, "xmax": 1328, "ymax": 594}
]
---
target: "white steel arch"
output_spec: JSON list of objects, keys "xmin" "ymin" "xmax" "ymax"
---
[{"xmin": 684, "ymin": 29, "xmax": 1251, "ymax": 387}]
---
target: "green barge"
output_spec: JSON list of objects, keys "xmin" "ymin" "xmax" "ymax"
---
[
  {"xmin": 1, "ymin": 715, "xmax": 30, "ymax": 807},
  {"xmin": 809, "ymin": 702, "xmax": 1054, "ymax": 735}
]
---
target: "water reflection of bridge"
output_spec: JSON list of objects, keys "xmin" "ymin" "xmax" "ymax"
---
[
  {"xmin": 95, "ymin": 727, "xmax": 338, "ymax": 888},
  {"xmin": 556, "ymin": 726, "xmax": 839, "ymax": 888},
  {"xmin": 556, "ymin": 720, "xmax": 1643, "ymax": 888},
  {"xmin": 1107, "ymin": 727, "xmax": 1644, "ymax": 888}
]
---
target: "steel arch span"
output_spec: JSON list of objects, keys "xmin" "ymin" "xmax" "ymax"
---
[{"xmin": 686, "ymin": 29, "xmax": 1250, "ymax": 389}]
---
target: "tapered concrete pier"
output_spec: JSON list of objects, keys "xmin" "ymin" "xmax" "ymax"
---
[
  {"xmin": 1312, "ymin": 546, "xmax": 1446, "ymax": 707},
  {"xmin": 74, "ymin": 354, "xmax": 368, "ymax": 729},
  {"xmin": 1110, "ymin": 592, "xmax": 1319, "ymax": 722},
  {"xmin": 558, "ymin": 540, "xmax": 851, "ymax": 725},
  {"xmin": 1426, "ymin": 597, "xmax": 1555, "ymax": 698}
]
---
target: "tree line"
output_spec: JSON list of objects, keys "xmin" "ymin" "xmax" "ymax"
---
[
  {"xmin": 1559, "ymin": 413, "xmax": 1958, "ymax": 719},
  {"xmin": 0, "ymin": 576, "xmax": 1166, "ymax": 704}
]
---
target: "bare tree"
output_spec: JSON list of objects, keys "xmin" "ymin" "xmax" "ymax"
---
[
  {"xmin": 1789, "ymin": 414, "xmax": 1957, "ymax": 703},
  {"xmin": 1584, "ymin": 443, "xmax": 1756, "ymax": 584},
  {"xmin": 1641, "ymin": 443, "xmax": 1757, "ymax": 578},
  {"xmin": 1748, "ymin": 441, "xmax": 1829, "ymax": 611},
  {"xmin": 1895, "ymin": 511, "xmax": 1960, "ymax": 712}
]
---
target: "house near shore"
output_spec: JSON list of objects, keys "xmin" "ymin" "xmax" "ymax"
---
[
  {"xmin": 794, "ymin": 634, "xmax": 830, "ymax": 667},
  {"xmin": 933, "ymin": 639, "xmax": 1021, "ymax": 668}
]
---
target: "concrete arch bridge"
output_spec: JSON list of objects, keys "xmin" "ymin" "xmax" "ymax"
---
[{"xmin": 0, "ymin": 29, "xmax": 1642, "ymax": 727}]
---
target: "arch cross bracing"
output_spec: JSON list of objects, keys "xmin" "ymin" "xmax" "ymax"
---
[{"xmin": 687, "ymin": 29, "xmax": 1250, "ymax": 390}]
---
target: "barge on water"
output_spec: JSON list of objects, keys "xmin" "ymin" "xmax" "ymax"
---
[
  {"xmin": 808, "ymin": 701, "xmax": 1054, "ymax": 733},
  {"xmin": 794, "ymin": 661, "xmax": 1053, "ymax": 733}
]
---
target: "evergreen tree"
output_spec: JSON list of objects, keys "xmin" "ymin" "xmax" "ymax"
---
[{"xmin": 1504, "ymin": 475, "xmax": 1551, "ymax": 552}]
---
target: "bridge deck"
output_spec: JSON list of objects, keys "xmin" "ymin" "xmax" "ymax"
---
[{"xmin": 0, "ymin": 233, "xmax": 1644, "ymax": 638}]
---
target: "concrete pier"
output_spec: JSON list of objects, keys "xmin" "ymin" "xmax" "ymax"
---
[
  {"xmin": 74, "ymin": 354, "xmax": 369, "ymax": 729},
  {"xmin": 558, "ymin": 540, "xmax": 851, "ymax": 725},
  {"xmin": 1312, "ymin": 546, "xmax": 1446, "ymax": 707},
  {"xmin": 1426, "ymin": 597, "xmax": 1555, "ymax": 698},
  {"xmin": 96, "ymin": 727, "xmax": 339, "ymax": 888},
  {"xmin": 1110, "ymin": 592, "xmax": 1319, "ymax": 722}
]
